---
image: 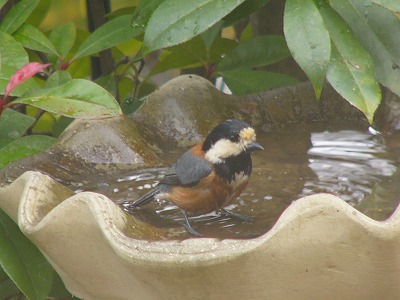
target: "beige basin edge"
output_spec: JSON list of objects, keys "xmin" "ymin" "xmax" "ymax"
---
[{"xmin": 2, "ymin": 171, "xmax": 400, "ymax": 299}]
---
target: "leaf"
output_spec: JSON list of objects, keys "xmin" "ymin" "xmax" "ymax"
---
[
  {"xmin": 0, "ymin": 0, "xmax": 8, "ymax": 10},
  {"xmin": 0, "ymin": 135, "xmax": 55, "ymax": 169},
  {"xmin": 143, "ymin": 0, "xmax": 246, "ymax": 54},
  {"xmin": 240, "ymin": 22, "xmax": 255, "ymax": 42},
  {"xmin": 328, "ymin": 46, "xmax": 380, "ymax": 123},
  {"xmin": 52, "ymin": 116, "xmax": 73, "ymax": 138},
  {"xmin": 0, "ymin": 274, "xmax": 20, "ymax": 300},
  {"xmin": 95, "ymin": 74, "xmax": 118, "ymax": 97},
  {"xmin": 330, "ymin": 0, "xmax": 400, "ymax": 97},
  {"xmin": 224, "ymin": 0, "xmax": 271, "ymax": 22},
  {"xmin": 371, "ymin": 0, "xmax": 400, "ymax": 12},
  {"xmin": 284, "ymin": 0, "xmax": 331, "ymax": 98},
  {"xmin": 0, "ymin": 265, "xmax": 9, "ymax": 281},
  {"xmin": 48, "ymin": 271, "xmax": 74, "ymax": 298},
  {"xmin": 320, "ymin": 6, "xmax": 381, "ymax": 123},
  {"xmin": 0, "ymin": 32, "xmax": 40, "ymax": 97},
  {"xmin": 0, "ymin": 0, "xmax": 40, "ymax": 34},
  {"xmin": 151, "ymin": 36, "xmax": 236, "ymax": 75},
  {"xmin": 132, "ymin": 0, "xmax": 164, "ymax": 29},
  {"xmin": 12, "ymin": 79, "xmax": 122, "ymax": 119},
  {"xmin": 200, "ymin": 21, "xmax": 224, "ymax": 51},
  {"xmin": 73, "ymin": 14, "xmax": 143, "ymax": 60},
  {"xmin": 221, "ymin": 69, "xmax": 299, "ymax": 95},
  {"xmin": 121, "ymin": 96, "xmax": 144, "ymax": 115},
  {"xmin": 0, "ymin": 32, "xmax": 28, "ymax": 70},
  {"xmin": 46, "ymin": 70, "xmax": 72, "ymax": 88},
  {"xmin": 13, "ymin": 23, "xmax": 58, "ymax": 55},
  {"xmin": 0, "ymin": 108, "xmax": 35, "ymax": 148},
  {"xmin": 5, "ymin": 62, "xmax": 51, "ymax": 99},
  {"xmin": 215, "ymin": 35, "xmax": 291, "ymax": 72},
  {"xmin": 209, "ymin": 37, "xmax": 239, "ymax": 63},
  {"xmin": 0, "ymin": 209, "xmax": 54, "ymax": 299},
  {"xmin": 26, "ymin": 0, "xmax": 52, "ymax": 27},
  {"xmin": 48, "ymin": 22, "xmax": 77, "ymax": 59}
]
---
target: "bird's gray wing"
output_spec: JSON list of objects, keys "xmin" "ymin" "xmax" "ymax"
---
[{"xmin": 160, "ymin": 150, "xmax": 212, "ymax": 187}]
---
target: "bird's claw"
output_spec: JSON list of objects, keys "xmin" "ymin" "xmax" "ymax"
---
[
  {"xmin": 182, "ymin": 222, "xmax": 202, "ymax": 237},
  {"xmin": 220, "ymin": 208, "xmax": 253, "ymax": 222},
  {"xmin": 181, "ymin": 209, "xmax": 202, "ymax": 237}
]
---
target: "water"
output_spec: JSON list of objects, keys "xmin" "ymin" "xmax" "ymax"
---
[{"xmin": 78, "ymin": 121, "xmax": 400, "ymax": 239}]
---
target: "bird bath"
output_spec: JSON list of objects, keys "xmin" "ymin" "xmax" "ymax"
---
[{"xmin": 1, "ymin": 75, "xmax": 400, "ymax": 299}]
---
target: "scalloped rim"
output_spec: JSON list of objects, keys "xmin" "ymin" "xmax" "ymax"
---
[{"xmin": 1, "ymin": 170, "xmax": 400, "ymax": 265}]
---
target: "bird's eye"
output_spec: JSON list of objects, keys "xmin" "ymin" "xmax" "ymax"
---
[{"xmin": 229, "ymin": 135, "xmax": 237, "ymax": 142}]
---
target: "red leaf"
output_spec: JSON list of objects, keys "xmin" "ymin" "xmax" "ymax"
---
[{"xmin": 4, "ymin": 62, "xmax": 51, "ymax": 99}]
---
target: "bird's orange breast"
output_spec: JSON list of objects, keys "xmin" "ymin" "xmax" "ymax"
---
[
  {"xmin": 168, "ymin": 171, "xmax": 249, "ymax": 215},
  {"xmin": 158, "ymin": 143, "xmax": 250, "ymax": 214}
]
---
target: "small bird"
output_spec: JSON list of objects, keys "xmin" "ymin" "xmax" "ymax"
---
[{"xmin": 126, "ymin": 119, "xmax": 263, "ymax": 236}]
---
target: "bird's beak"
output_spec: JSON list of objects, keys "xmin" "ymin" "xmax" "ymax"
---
[{"xmin": 247, "ymin": 141, "xmax": 264, "ymax": 151}]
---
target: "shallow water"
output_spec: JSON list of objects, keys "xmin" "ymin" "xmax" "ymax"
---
[{"xmin": 79, "ymin": 121, "xmax": 400, "ymax": 239}]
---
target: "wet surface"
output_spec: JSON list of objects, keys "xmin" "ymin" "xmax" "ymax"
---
[{"xmin": 70, "ymin": 121, "xmax": 400, "ymax": 239}]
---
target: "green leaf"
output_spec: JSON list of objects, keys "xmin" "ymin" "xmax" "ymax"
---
[
  {"xmin": 26, "ymin": 0, "xmax": 52, "ymax": 27},
  {"xmin": 0, "ymin": 135, "xmax": 56, "ymax": 169},
  {"xmin": 151, "ymin": 36, "xmax": 236, "ymax": 75},
  {"xmin": 13, "ymin": 23, "xmax": 58, "ymax": 55},
  {"xmin": 284, "ymin": 0, "xmax": 330, "ymax": 98},
  {"xmin": 0, "ymin": 265, "xmax": 9, "ymax": 281},
  {"xmin": 327, "ymin": 46, "xmax": 380, "ymax": 123},
  {"xmin": 215, "ymin": 35, "xmax": 290, "ymax": 72},
  {"xmin": 95, "ymin": 74, "xmax": 118, "ymax": 97},
  {"xmin": 0, "ymin": 0, "xmax": 7, "ymax": 10},
  {"xmin": 132, "ymin": 0, "xmax": 164, "ymax": 29},
  {"xmin": 52, "ymin": 116, "xmax": 73, "ymax": 138},
  {"xmin": 143, "ymin": 0, "xmax": 246, "ymax": 53},
  {"xmin": 151, "ymin": 37, "xmax": 206, "ymax": 75},
  {"xmin": 46, "ymin": 71, "xmax": 72, "ymax": 88},
  {"xmin": 0, "ymin": 275, "xmax": 20, "ymax": 300},
  {"xmin": 0, "ymin": 109, "xmax": 35, "ymax": 148},
  {"xmin": 121, "ymin": 96, "xmax": 144, "ymax": 115},
  {"xmin": 0, "ymin": 0, "xmax": 40, "ymax": 34},
  {"xmin": 240, "ymin": 22, "xmax": 255, "ymax": 42},
  {"xmin": 48, "ymin": 22, "xmax": 77, "ymax": 59},
  {"xmin": 209, "ymin": 37, "xmax": 238, "ymax": 63},
  {"xmin": 12, "ymin": 79, "xmax": 122, "ymax": 119},
  {"xmin": 371, "ymin": 0, "xmax": 400, "ymax": 12},
  {"xmin": 221, "ymin": 69, "xmax": 299, "ymax": 95},
  {"xmin": 330, "ymin": 0, "xmax": 400, "ymax": 97},
  {"xmin": 200, "ymin": 21, "xmax": 224, "ymax": 51},
  {"xmin": 0, "ymin": 209, "xmax": 54, "ymax": 299},
  {"xmin": 0, "ymin": 32, "xmax": 39, "ymax": 97},
  {"xmin": 224, "ymin": 0, "xmax": 271, "ymax": 22},
  {"xmin": 48, "ymin": 271, "xmax": 74, "ymax": 298},
  {"xmin": 73, "ymin": 14, "xmax": 143, "ymax": 60},
  {"xmin": 320, "ymin": 6, "xmax": 381, "ymax": 123}
]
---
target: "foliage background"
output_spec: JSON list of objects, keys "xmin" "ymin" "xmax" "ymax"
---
[{"xmin": 0, "ymin": 0, "xmax": 399, "ymax": 299}]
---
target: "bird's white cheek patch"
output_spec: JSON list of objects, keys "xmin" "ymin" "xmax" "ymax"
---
[{"xmin": 205, "ymin": 139, "xmax": 243, "ymax": 163}]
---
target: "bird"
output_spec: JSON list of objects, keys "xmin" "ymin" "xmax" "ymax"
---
[{"xmin": 125, "ymin": 119, "xmax": 263, "ymax": 236}]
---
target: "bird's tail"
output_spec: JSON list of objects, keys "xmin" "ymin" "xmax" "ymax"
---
[{"xmin": 125, "ymin": 185, "xmax": 165, "ymax": 211}]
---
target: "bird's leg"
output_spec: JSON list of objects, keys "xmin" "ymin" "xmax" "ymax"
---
[
  {"xmin": 181, "ymin": 210, "xmax": 202, "ymax": 237},
  {"xmin": 219, "ymin": 208, "xmax": 253, "ymax": 222}
]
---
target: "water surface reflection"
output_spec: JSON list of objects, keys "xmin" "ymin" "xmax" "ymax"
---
[{"xmin": 80, "ymin": 122, "xmax": 400, "ymax": 239}]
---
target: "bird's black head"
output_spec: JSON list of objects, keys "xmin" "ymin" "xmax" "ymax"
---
[{"xmin": 202, "ymin": 119, "xmax": 263, "ymax": 163}]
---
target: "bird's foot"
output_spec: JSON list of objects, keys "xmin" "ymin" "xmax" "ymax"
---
[
  {"xmin": 182, "ymin": 222, "xmax": 202, "ymax": 237},
  {"xmin": 219, "ymin": 208, "xmax": 253, "ymax": 223},
  {"xmin": 181, "ymin": 210, "xmax": 202, "ymax": 237}
]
